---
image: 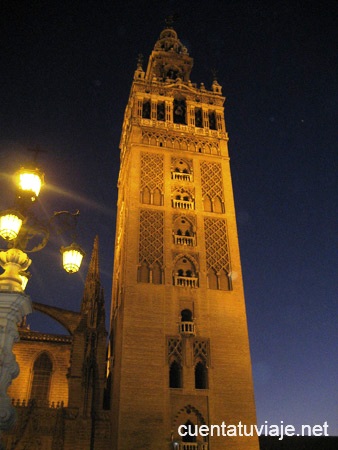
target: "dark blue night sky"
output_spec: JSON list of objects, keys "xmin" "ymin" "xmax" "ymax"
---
[{"xmin": 1, "ymin": 0, "xmax": 337, "ymax": 436}]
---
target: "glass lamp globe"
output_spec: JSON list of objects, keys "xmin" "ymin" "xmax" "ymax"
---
[
  {"xmin": 60, "ymin": 242, "xmax": 85, "ymax": 273},
  {"xmin": 15, "ymin": 167, "xmax": 45, "ymax": 202},
  {"xmin": 0, "ymin": 210, "xmax": 24, "ymax": 240}
]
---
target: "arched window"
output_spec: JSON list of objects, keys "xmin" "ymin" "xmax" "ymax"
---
[
  {"xmin": 182, "ymin": 420, "xmax": 197, "ymax": 443},
  {"xmin": 153, "ymin": 188, "xmax": 162, "ymax": 206},
  {"xmin": 157, "ymin": 102, "xmax": 165, "ymax": 121},
  {"xmin": 209, "ymin": 111, "xmax": 217, "ymax": 130},
  {"xmin": 169, "ymin": 360, "xmax": 182, "ymax": 388},
  {"xmin": 175, "ymin": 258, "xmax": 195, "ymax": 278},
  {"xmin": 213, "ymin": 196, "xmax": 223, "ymax": 213},
  {"xmin": 219, "ymin": 269, "xmax": 230, "ymax": 291},
  {"xmin": 174, "ymin": 257, "xmax": 198, "ymax": 287},
  {"xmin": 173, "ymin": 98, "xmax": 186, "ymax": 125},
  {"xmin": 142, "ymin": 100, "xmax": 151, "ymax": 119},
  {"xmin": 207, "ymin": 268, "xmax": 218, "ymax": 290},
  {"xmin": 30, "ymin": 353, "xmax": 53, "ymax": 405},
  {"xmin": 180, "ymin": 309, "xmax": 195, "ymax": 335},
  {"xmin": 173, "ymin": 217, "xmax": 194, "ymax": 246},
  {"xmin": 165, "ymin": 67, "xmax": 180, "ymax": 80},
  {"xmin": 203, "ymin": 194, "xmax": 212, "ymax": 212},
  {"xmin": 172, "ymin": 190, "xmax": 194, "ymax": 210},
  {"xmin": 195, "ymin": 108, "xmax": 203, "ymax": 127},
  {"xmin": 138, "ymin": 261, "xmax": 150, "ymax": 283},
  {"xmin": 152, "ymin": 262, "xmax": 162, "ymax": 285},
  {"xmin": 142, "ymin": 186, "xmax": 151, "ymax": 204},
  {"xmin": 195, "ymin": 361, "xmax": 208, "ymax": 389},
  {"xmin": 172, "ymin": 159, "xmax": 191, "ymax": 179},
  {"xmin": 181, "ymin": 309, "xmax": 193, "ymax": 322}
]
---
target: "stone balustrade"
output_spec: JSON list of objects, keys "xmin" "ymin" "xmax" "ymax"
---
[
  {"xmin": 174, "ymin": 235, "xmax": 195, "ymax": 246},
  {"xmin": 172, "ymin": 199, "xmax": 194, "ymax": 210},
  {"xmin": 174, "ymin": 276, "xmax": 198, "ymax": 288}
]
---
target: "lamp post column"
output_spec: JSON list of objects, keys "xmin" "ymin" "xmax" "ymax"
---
[{"xmin": 0, "ymin": 249, "xmax": 32, "ymax": 438}]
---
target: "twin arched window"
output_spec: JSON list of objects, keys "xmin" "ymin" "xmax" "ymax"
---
[
  {"xmin": 207, "ymin": 268, "xmax": 231, "ymax": 291},
  {"xmin": 138, "ymin": 260, "xmax": 162, "ymax": 284},
  {"xmin": 203, "ymin": 194, "xmax": 224, "ymax": 213},
  {"xmin": 169, "ymin": 360, "xmax": 208, "ymax": 390},
  {"xmin": 141, "ymin": 187, "xmax": 162, "ymax": 206}
]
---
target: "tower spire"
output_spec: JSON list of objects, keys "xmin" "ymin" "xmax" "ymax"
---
[{"xmin": 81, "ymin": 235, "xmax": 104, "ymax": 326}]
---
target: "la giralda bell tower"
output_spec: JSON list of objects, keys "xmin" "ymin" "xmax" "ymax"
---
[{"xmin": 109, "ymin": 22, "xmax": 259, "ymax": 450}]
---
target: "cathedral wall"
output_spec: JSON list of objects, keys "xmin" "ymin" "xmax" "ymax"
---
[{"xmin": 9, "ymin": 335, "xmax": 71, "ymax": 407}]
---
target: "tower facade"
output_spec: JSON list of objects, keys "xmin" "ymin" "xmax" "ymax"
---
[{"xmin": 110, "ymin": 25, "xmax": 259, "ymax": 450}]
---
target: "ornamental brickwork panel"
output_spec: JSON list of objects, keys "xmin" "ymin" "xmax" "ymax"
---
[
  {"xmin": 167, "ymin": 337, "xmax": 183, "ymax": 363},
  {"xmin": 138, "ymin": 209, "xmax": 164, "ymax": 266},
  {"xmin": 200, "ymin": 161, "xmax": 224, "ymax": 201},
  {"xmin": 193, "ymin": 339, "xmax": 209, "ymax": 365},
  {"xmin": 140, "ymin": 152, "xmax": 164, "ymax": 191},
  {"xmin": 204, "ymin": 218, "xmax": 230, "ymax": 273}
]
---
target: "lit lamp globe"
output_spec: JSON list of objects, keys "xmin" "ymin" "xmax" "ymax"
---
[
  {"xmin": 15, "ymin": 167, "xmax": 44, "ymax": 202},
  {"xmin": 0, "ymin": 210, "xmax": 24, "ymax": 240},
  {"xmin": 60, "ymin": 243, "xmax": 85, "ymax": 273}
]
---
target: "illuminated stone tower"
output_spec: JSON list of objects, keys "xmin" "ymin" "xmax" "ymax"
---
[{"xmin": 109, "ymin": 23, "xmax": 259, "ymax": 450}]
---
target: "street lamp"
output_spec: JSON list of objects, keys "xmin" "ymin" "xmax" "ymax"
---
[
  {"xmin": 0, "ymin": 161, "xmax": 85, "ymax": 434},
  {"xmin": 14, "ymin": 166, "xmax": 44, "ymax": 202},
  {"xmin": 0, "ymin": 211, "xmax": 24, "ymax": 241},
  {"xmin": 61, "ymin": 242, "xmax": 86, "ymax": 274}
]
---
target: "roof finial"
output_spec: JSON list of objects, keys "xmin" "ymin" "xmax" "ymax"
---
[
  {"xmin": 211, "ymin": 68, "xmax": 218, "ymax": 82},
  {"xmin": 137, "ymin": 53, "xmax": 144, "ymax": 70},
  {"xmin": 27, "ymin": 145, "xmax": 46, "ymax": 164},
  {"xmin": 165, "ymin": 14, "xmax": 179, "ymax": 28}
]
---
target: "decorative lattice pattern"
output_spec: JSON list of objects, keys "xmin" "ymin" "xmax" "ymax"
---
[
  {"xmin": 193, "ymin": 339, "xmax": 209, "ymax": 364},
  {"xmin": 200, "ymin": 161, "xmax": 224, "ymax": 200},
  {"xmin": 140, "ymin": 152, "xmax": 164, "ymax": 191},
  {"xmin": 139, "ymin": 210, "xmax": 164, "ymax": 265},
  {"xmin": 168, "ymin": 337, "xmax": 183, "ymax": 363},
  {"xmin": 141, "ymin": 130, "xmax": 220, "ymax": 155},
  {"xmin": 204, "ymin": 218, "xmax": 230, "ymax": 273}
]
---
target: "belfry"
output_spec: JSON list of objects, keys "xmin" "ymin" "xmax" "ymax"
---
[{"xmin": 109, "ymin": 22, "xmax": 259, "ymax": 450}]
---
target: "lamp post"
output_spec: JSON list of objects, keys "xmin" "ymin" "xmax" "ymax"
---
[{"xmin": 0, "ymin": 163, "xmax": 85, "ymax": 435}]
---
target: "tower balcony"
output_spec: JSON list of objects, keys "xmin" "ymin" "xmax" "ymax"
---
[
  {"xmin": 174, "ymin": 276, "xmax": 198, "ymax": 288},
  {"xmin": 172, "ymin": 172, "xmax": 193, "ymax": 182},
  {"xmin": 172, "ymin": 199, "xmax": 194, "ymax": 210},
  {"xmin": 179, "ymin": 321, "xmax": 195, "ymax": 336},
  {"xmin": 174, "ymin": 235, "xmax": 195, "ymax": 246}
]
